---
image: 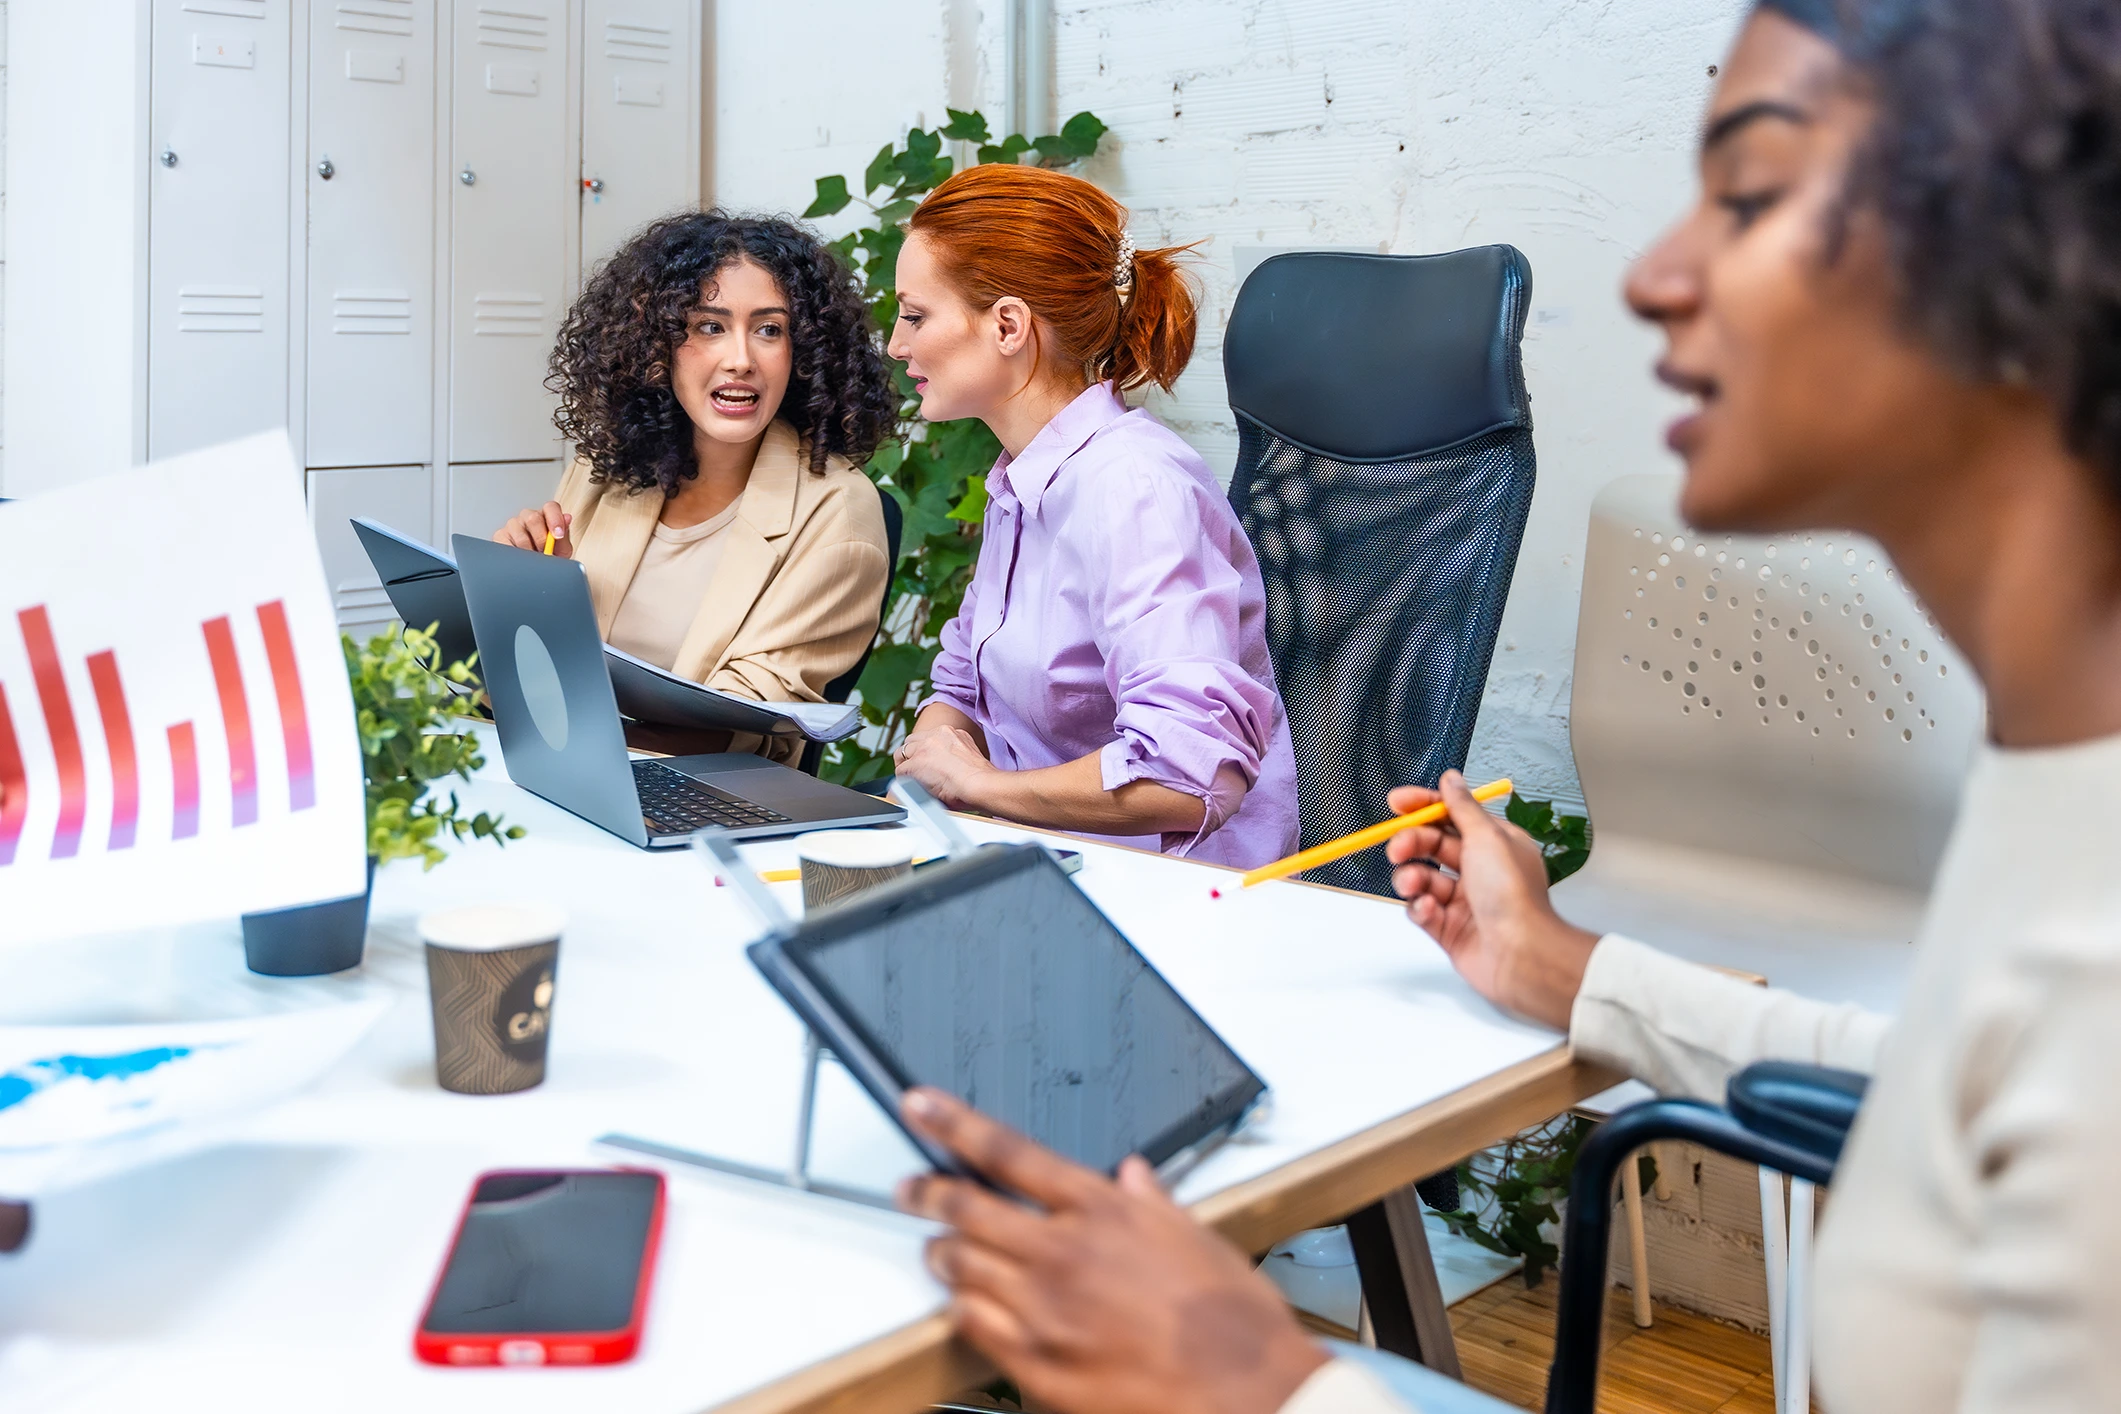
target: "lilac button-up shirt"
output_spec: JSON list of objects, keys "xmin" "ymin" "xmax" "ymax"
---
[{"xmin": 924, "ymin": 383, "xmax": 1300, "ymax": 868}]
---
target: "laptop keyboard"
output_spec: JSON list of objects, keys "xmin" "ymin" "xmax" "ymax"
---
[{"xmin": 631, "ymin": 759, "xmax": 793, "ymax": 836}]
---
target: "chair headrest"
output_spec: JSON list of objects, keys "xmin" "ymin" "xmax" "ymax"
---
[{"xmin": 1224, "ymin": 247, "xmax": 1533, "ymax": 462}]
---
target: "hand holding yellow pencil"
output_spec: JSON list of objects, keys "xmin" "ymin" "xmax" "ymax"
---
[{"xmin": 1237, "ymin": 778, "xmax": 1514, "ymax": 889}]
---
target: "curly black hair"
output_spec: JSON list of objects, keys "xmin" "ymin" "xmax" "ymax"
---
[
  {"xmin": 547, "ymin": 211, "xmax": 897, "ymax": 493},
  {"xmin": 1826, "ymin": 0, "xmax": 2121, "ymax": 491}
]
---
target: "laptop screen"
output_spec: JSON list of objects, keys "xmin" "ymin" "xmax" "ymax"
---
[{"xmin": 783, "ymin": 847, "xmax": 1264, "ymax": 1174}]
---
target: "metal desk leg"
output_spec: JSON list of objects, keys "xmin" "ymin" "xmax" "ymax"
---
[{"xmin": 1346, "ymin": 1184, "xmax": 1463, "ymax": 1377}]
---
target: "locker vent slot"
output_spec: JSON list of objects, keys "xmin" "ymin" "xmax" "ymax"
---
[
  {"xmin": 177, "ymin": 286, "xmax": 266, "ymax": 334},
  {"xmin": 335, "ymin": 0, "xmax": 414, "ymax": 37},
  {"xmin": 605, "ymin": 20, "xmax": 674, "ymax": 62},
  {"xmin": 333, "ymin": 583, "xmax": 400, "ymax": 634},
  {"xmin": 476, "ymin": 5, "xmax": 550, "ymax": 51},
  {"xmin": 182, "ymin": 1, "xmax": 268, "ymax": 19},
  {"xmin": 333, "ymin": 291, "xmax": 414, "ymax": 335},
  {"xmin": 473, "ymin": 293, "xmax": 546, "ymax": 337}
]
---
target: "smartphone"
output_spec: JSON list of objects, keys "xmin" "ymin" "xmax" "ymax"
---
[{"xmin": 414, "ymin": 1169, "xmax": 665, "ymax": 1367}]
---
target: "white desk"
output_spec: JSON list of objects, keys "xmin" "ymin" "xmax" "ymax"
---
[{"xmin": 0, "ymin": 742, "xmax": 1609, "ymax": 1413}]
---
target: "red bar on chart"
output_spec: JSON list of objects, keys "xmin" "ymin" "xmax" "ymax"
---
[
  {"xmin": 19, "ymin": 605, "xmax": 86, "ymax": 859},
  {"xmin": 201, "ymin": 616, "xmax": 257, "ymax": 828},
  {"xmin": 0, "ymin": 685, "xmax": 26, "ymax": 866},
  {"xmin": 87, "ymin": 650, "xmax": 139, "ymax": 851},
  {"xmin": 255, "ymin": 600, "xmax": 314, "ymax": 812},
  {"xmin": 169, "ymin": 722, "xmax": 200, "ymax": 840}
]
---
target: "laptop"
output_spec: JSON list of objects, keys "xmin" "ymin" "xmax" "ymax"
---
[
  {"xmin": 350, "ymin": 518, "xmax": 479, "ymax": 672},
  {"xmin": 451, "ymin": 534, "xmax": 904, "ymax": 848}
]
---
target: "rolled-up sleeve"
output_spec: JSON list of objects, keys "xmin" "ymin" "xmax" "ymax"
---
[{"xmin": 1085, "ymin": 462, "xmax": 1278, "ymax": 850}]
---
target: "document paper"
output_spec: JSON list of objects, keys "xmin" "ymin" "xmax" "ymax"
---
[{"xmin": 0, "ymin": 433, "xmax": 367, "ymax": 943}]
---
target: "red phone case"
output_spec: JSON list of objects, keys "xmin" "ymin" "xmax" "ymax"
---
[{"xmin": 413, "ymin": 1167, "xmax": 666, "ymax": 1367}]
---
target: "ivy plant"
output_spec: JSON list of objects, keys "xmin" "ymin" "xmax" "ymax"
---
[
  {"xmin": 1507, "ymin": 794, "xmax": 1592, "ymax": 884},
  {"xmin": 347, "ymin": 624, "xmax": 523, "ymax": 869},
  {"xmin": 800, "ymin": 107, "xmax": 1111, "ymax": 785}
]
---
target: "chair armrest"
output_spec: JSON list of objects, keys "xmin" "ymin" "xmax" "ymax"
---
[{"xmin": 1726, "ymin": 1061, "xmax": 1867, "ymax": 1166}]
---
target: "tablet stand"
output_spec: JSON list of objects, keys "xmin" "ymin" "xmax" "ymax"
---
[
  {"xmin": 599, "ymin": 1027, "xmax": 900, "ymax": 1213},
  {"xmin": 599, "ymin": 790, "xmax": 974, "ymax": 1215}
]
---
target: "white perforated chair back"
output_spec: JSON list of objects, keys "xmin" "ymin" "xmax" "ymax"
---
[{"xmin": 1556, "ymin": 476, "xmax": 1986, "ymax": 1010}]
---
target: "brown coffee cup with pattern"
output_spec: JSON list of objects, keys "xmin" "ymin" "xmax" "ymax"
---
[
  {"xmin": 798, "ymin": 829, "xmax": 919, "ymax": 911},
  {"xmin": 418, "ymin": 904, "xmax": 566, "ymax": 1096}
]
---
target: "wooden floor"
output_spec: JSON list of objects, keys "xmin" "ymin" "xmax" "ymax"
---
[
  {"xmin": 954, "ymin": 1280, "xmax": 1795, "ymax": 1414},
  {"xmin": 1447, "ymin": 1278, "xmax": 1792, "ymax": 1414}
]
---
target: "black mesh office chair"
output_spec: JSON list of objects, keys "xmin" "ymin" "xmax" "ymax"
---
[
  {"xmin": 1226, "ymin": 247, "xmax": 1537, "ymax": 898},
  {"xmin": 798, "ymin": 483, "xmax": 903, "ymax": 777}
]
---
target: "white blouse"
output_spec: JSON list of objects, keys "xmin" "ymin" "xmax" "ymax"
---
[{"xmin": 1282, "ymin": 732, "xmax": 2121, "ymax": 1413}]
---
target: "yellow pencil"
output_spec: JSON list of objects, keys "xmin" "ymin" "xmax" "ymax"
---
[
  {"xmin": 1238, "ymin": 778, "xmax": 1514, "ymax": 889},
  {"xmin": 541, "ymin": 529, "xmax": 556, "ymax": 555}
]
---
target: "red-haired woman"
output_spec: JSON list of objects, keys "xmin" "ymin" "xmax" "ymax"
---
[{"xmin": 888, "ymin": 164, "xmax": 1299, "ymax": 868}]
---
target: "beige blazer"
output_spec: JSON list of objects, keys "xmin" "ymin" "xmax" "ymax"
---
[{"xmin": 556, "ymin": 421, "xmax": 889, "ymax": 762}]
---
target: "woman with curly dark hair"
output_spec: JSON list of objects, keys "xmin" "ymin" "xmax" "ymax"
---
[
  {"xmin": 494, "ymin": 211, "xmax": 897, "ymax": 762},
  {"xmin": 894, "ymin": 4, "xmax": 2121, "ymax": 1413}
]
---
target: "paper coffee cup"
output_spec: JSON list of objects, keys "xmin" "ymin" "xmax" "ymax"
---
[
  {"xmin": 419, "ymin": 904, "xmax": 565, "ymax": 1096},
  {"xmin": 798, "ymin": 829, "xmax": 918, "ymax": 911}
]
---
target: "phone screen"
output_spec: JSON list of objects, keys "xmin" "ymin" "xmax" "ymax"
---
[{"xmin": 419, "ymin": 1170, "xmax": 661, "ymax": 1343}]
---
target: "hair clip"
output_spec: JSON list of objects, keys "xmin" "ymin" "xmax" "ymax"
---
[{"xmin": 1114, "ymin": 231, "xmax": 1137, "ymax": 293}]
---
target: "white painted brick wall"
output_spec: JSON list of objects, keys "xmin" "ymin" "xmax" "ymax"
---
[{"xmin": 1048, "ymin": 0, "xmax": 1750, "ymax": 805}]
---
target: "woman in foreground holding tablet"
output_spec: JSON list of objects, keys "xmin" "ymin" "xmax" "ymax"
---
[
  {"xmin": 888, "ymin": 165, "xmax": 1299, "ymax": 867},
  {"xmin": 892, "ymin": 1, "xmax": 2121, "ymax": 1411},
  {"xmin": 494, "ymin": 212, "xmax": 895, "ymax": 762}
]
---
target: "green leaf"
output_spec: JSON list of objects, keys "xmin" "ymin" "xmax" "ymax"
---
[
  {"xmin": 1031, "ymin": 134, "xmax": 1074, "ymax": 162},
  {"xmin": 1505, "ymin": 794, "xmax": 1555, "ymax": 836},
  {"xmin": 854, "ymin": 642, "xmax": 941, "ymax": 719},
  {"xmin": 946, "ymin": 476, "xmax": 988, "ymax": 523},
  {"xmin": 904, "ymin": 127, "xmax": 942, "ymax": 161},
  {"xmin": 1058, "ymin": 110, "xmax": 1108, "ymax": 157},
  {"xmin": 874, "ymin": 197, "xmax": 918, "ymax": 224},
  {"xmin": 802, "ymin": 173, "xmax": 851, "ymax": 218},
  {"xmin": 862, "ymin": 142, "xmax": 898, "ymax": 194},
  {"xmin": 940, "ymin": 108, "xmax": 990, "ymax": 142},
  {"xmin": 976, "ymin": 134, "xmax": 1033, "ymax": 165}
]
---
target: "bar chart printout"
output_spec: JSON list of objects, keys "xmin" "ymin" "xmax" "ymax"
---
[{"xmin": 0, "ymin": 433, "xmax": 365, "ymax": 943}]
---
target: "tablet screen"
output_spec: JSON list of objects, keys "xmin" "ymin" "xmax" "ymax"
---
[{"xmin": 784, "ymin": 848, "xmax": 1264, "ymax": 1174}]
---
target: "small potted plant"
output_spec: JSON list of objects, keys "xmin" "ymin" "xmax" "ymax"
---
[{"xmin": 240, "ymin": 625, "xmax": 522, "ymax": 976}]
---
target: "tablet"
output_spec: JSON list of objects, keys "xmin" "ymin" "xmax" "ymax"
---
[
  {"xmin": 350, "ymin": 518, "xmax": 479, "ymax": 671},
  {"xmin": 748, "ymin": 844, "xmax": 1267, "ymax": 1183}
]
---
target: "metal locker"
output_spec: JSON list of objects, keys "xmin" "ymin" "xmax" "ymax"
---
[
  {"xmin": 580, "ymin": 0, "xmax": 697, "ymax": 272},
  {"xmin": 449, "ymin": 0, "xmax": 571, "ymax": 465},
  {"xmin": 449, "ymin": 460, "xmax": 564, "ymax": 544},
  {"xmin": 148, "ymin": 0, "xmax": 292, "ymax": 461},
  {"xmin": 307, "ymin": 0, "xmax": 437, "ymax": 468},
  {"xmin": 306, "ymin": 465, "xmax": 435, "ymax": 637}
]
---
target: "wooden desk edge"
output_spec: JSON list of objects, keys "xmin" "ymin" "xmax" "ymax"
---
[{"xmin": 708, "ymin": 1048, "xmax": 1624, "ymax": 1414}]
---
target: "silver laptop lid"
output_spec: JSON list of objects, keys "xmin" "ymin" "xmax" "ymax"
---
[{"xmin": 452, "ymin": 534, "xmax": 649, "ymax": 847}]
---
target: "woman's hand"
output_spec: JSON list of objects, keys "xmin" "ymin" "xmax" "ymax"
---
[
  {"xmin": 1384, "ymin": 770, "xmax": 1601, "ymax": 1031},
  {"xmin": 897, "ymin": 1088, "xmax": 1329, "ymax": 1414},
  {"xmin": 495, "ymin": 501, "xmax": 573, "ymax": 557},
  {"xmin": 894, "ymin": 726, "xmax": 996, "ymax": 810}
]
